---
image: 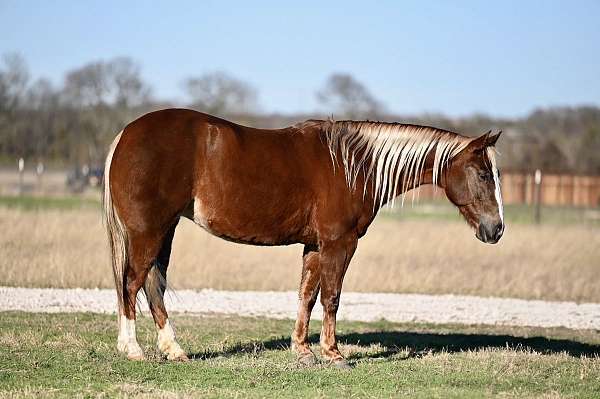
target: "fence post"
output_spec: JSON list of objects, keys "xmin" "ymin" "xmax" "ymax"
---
[
  {"xmin": 18, "ymin": 158, "xmax": 25, "ymax": 196},
  {"xmin": 534, "ymin": 169, "xmax": 542, "ymax": 224},
  {"xmin": 36, "ymin": 161, "xmax": 45, "ymax": 193}
]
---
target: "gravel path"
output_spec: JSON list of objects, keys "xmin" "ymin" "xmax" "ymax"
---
[{"xmin": 1, "ymin": 286, "xmax": 600, "ymax": 330}]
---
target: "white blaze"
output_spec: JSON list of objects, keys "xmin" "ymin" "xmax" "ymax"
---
[{"xmin": 487, "ymin": 148, "xmax": 504, "ymax": 226}]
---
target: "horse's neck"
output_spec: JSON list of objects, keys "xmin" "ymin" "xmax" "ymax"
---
[
  {"xmin": 317, "ymin": 120, "xmax": 465, "ymax": 212},
  {"xmin": 361, "ymin": 147, "xmax": 444, "ymax": 211}
]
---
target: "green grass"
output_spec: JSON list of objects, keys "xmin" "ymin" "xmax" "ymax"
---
[
  {"xmin": 0, "ymin": 195, "xmax": 100, "ymax": 210},
  {"xmin": 1, "ymin": 313, "xmax": 599, "ymax": 398}
]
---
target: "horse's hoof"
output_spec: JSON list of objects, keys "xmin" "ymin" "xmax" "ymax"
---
[
  {"xmin": 121, "ymin": 342, "xmax": 144, "ymax": 360},
  {"xmin": 127, "ymin": 352, "xmax": 145, "ymax": 361},
  {"xmin": 331, "ymin": 358, "xmax": 352, "ymax": 370},
  {"xmin": 117, "ymin": 341, "xmax": 128, "ymax": 353},
  {"xmin": 168, "ymin": 352, "xmax": 190, "ymax": 362},
  {"xmin": 297, "ymin": 352, "xmax": 318, "ymax": 367}
]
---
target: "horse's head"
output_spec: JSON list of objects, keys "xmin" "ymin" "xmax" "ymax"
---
[{"xmin": 445, "ymin": 131, "xmax": 504, "ymax": 244}]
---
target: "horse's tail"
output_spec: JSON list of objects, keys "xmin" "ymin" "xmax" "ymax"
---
[{"xmin": 102, "ymin": 130, "xmax": 128, "ymax": 313}]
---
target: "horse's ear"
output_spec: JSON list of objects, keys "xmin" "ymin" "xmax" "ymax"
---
[
  {"xmin": 466, "ymin": 130, "xmax": 491, "ymax": 153},
  {"xmin": 486, "ymin": 130, "xmax": 502, "ymax": 147}
]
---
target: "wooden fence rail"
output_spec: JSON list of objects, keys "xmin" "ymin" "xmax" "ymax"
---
[{"xmin": 414, "ymin": 172, "xmax": 600, "ymax": 208}]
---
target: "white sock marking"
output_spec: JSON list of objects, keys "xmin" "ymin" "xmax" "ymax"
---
[
  {"xmin": 117, "ymin": 314, "xmax": 143, "ymax": 358},
  {"xmin": 157, "ymin": 319, "xmax": 186, "ymax": 360}
]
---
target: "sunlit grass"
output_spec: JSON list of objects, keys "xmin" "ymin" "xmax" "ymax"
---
[{"xmin": 0, "ymin": 313, "xmax": 599, "ymax": 398}]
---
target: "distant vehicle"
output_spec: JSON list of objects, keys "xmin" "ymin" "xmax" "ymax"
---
[{"xmin": 66, "ymin": 164, "xmax": 103, "ymax": 192}]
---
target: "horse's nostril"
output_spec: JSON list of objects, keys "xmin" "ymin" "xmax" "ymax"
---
[
  {"xmin": 493, "ymin": 224, "xmax": 503, "ymax": 240},
  {"xmin": 478, "ymin": 224, "xmax": 487, "ymax": 242}
]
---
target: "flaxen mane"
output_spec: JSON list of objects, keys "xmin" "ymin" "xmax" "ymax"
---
[{"xmin": 321, "ymin": 120, "xmax": 474, "ymax": 208}]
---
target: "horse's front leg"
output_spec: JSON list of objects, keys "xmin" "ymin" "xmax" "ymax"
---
[
  {"xmin": 318, "ymin": 233, "xmax": 357, "ymax": 369},
  {"xmin": 291, "ymin": 244, "xmax": 321, "ymax": 365}
]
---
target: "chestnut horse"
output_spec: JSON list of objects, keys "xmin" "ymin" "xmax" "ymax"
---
[{"xmin": 103, "ymin": 109, "xmax": 504, "ymax": 367}]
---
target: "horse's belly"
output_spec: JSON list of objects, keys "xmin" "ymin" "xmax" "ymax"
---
[{"xmin": 191, "ymin": 192, "xmax": 313, "ymax": 246}]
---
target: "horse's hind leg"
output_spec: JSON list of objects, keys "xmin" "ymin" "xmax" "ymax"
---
[
  {"xmin": 143, "ymin": 222, "xmax": 188, "ymax": 361},
  {"xmin": 291, "ymin": 244, "xmax": 321, "ymax": 365},
  {"xmin": 118, "ymin": 230, "xmax": 164, "ymax": 360}
]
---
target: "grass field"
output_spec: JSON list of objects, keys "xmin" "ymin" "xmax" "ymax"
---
[
  {"xmin": 1, "ymin": 312, "xmax": 599, "ymax": 398},
  {"xmin": 1, "ymin": 196, "xmax": 599, "ymax": 302},
  {"xmin": 0, "ymin": 194, "xmax": 99, "ymax": 210}
]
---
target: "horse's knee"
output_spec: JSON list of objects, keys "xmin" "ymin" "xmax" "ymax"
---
[{"xmin": 321, "ymin": 293, "xmax": 340, "ymax": 314}]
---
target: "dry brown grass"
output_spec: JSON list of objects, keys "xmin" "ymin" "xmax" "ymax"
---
[{"xmin": 1, "ymin": 207, "xmax": 599, "ymax": 302}]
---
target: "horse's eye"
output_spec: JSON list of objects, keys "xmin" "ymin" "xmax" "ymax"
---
[{"xmin": 478, "ymin": 171, "xmax": 491, "ymax": 181}]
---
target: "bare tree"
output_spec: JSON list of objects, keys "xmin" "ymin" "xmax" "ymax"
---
[
  {"xmin": 0, "ymin": 53, "xmax": 30, "ymax": 157},
  {"xmin": 0, "ymin": 53, "xmax": 29, "ymax": 112},
  {"xmin": 182, "ymin": 72, "xmax": 257, "ymax": 116},
  {"xmin": 26, "ymin": 79, "xmax": 62, "ymax": 159},
  {"xmin": 577, "ymin": 127, "xmax": 600, "ymax": 174},
  {"xmin": 63, "ymin": 61, "xmax": 109, "ymax": 107},
  {"xmin": 110, "ymin": 57, "xmax": 152, "ymax": 108},
  {"xmin": 62, "ymin": 57, "xmax": 152, "ymax": 165},
  {"xmin": 317, "ymin": 73, "xmax": 382, "ymax": 119},
  {"xmin": 63, "ymin": 58, "xmax": 150, "ymax": 107}
]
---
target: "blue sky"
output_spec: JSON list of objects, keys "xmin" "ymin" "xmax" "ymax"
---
[{"xmin": 1, "ymin": 0, "xmax": 599, "ymax": 117}]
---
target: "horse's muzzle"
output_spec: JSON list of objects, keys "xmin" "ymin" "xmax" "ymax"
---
[{"xmin": 476, "ymin": 221, "xmax": 504, "ymax": 244}]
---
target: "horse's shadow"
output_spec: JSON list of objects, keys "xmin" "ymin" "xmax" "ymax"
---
[{"xmin": 189, "ymin": 329, "xmax": 600, "ymax": 361}]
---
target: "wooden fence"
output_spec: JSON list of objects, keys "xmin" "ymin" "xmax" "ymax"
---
[{"xmin": 415, "ymin": 172, "xmax": 600, "ymax": 208}]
